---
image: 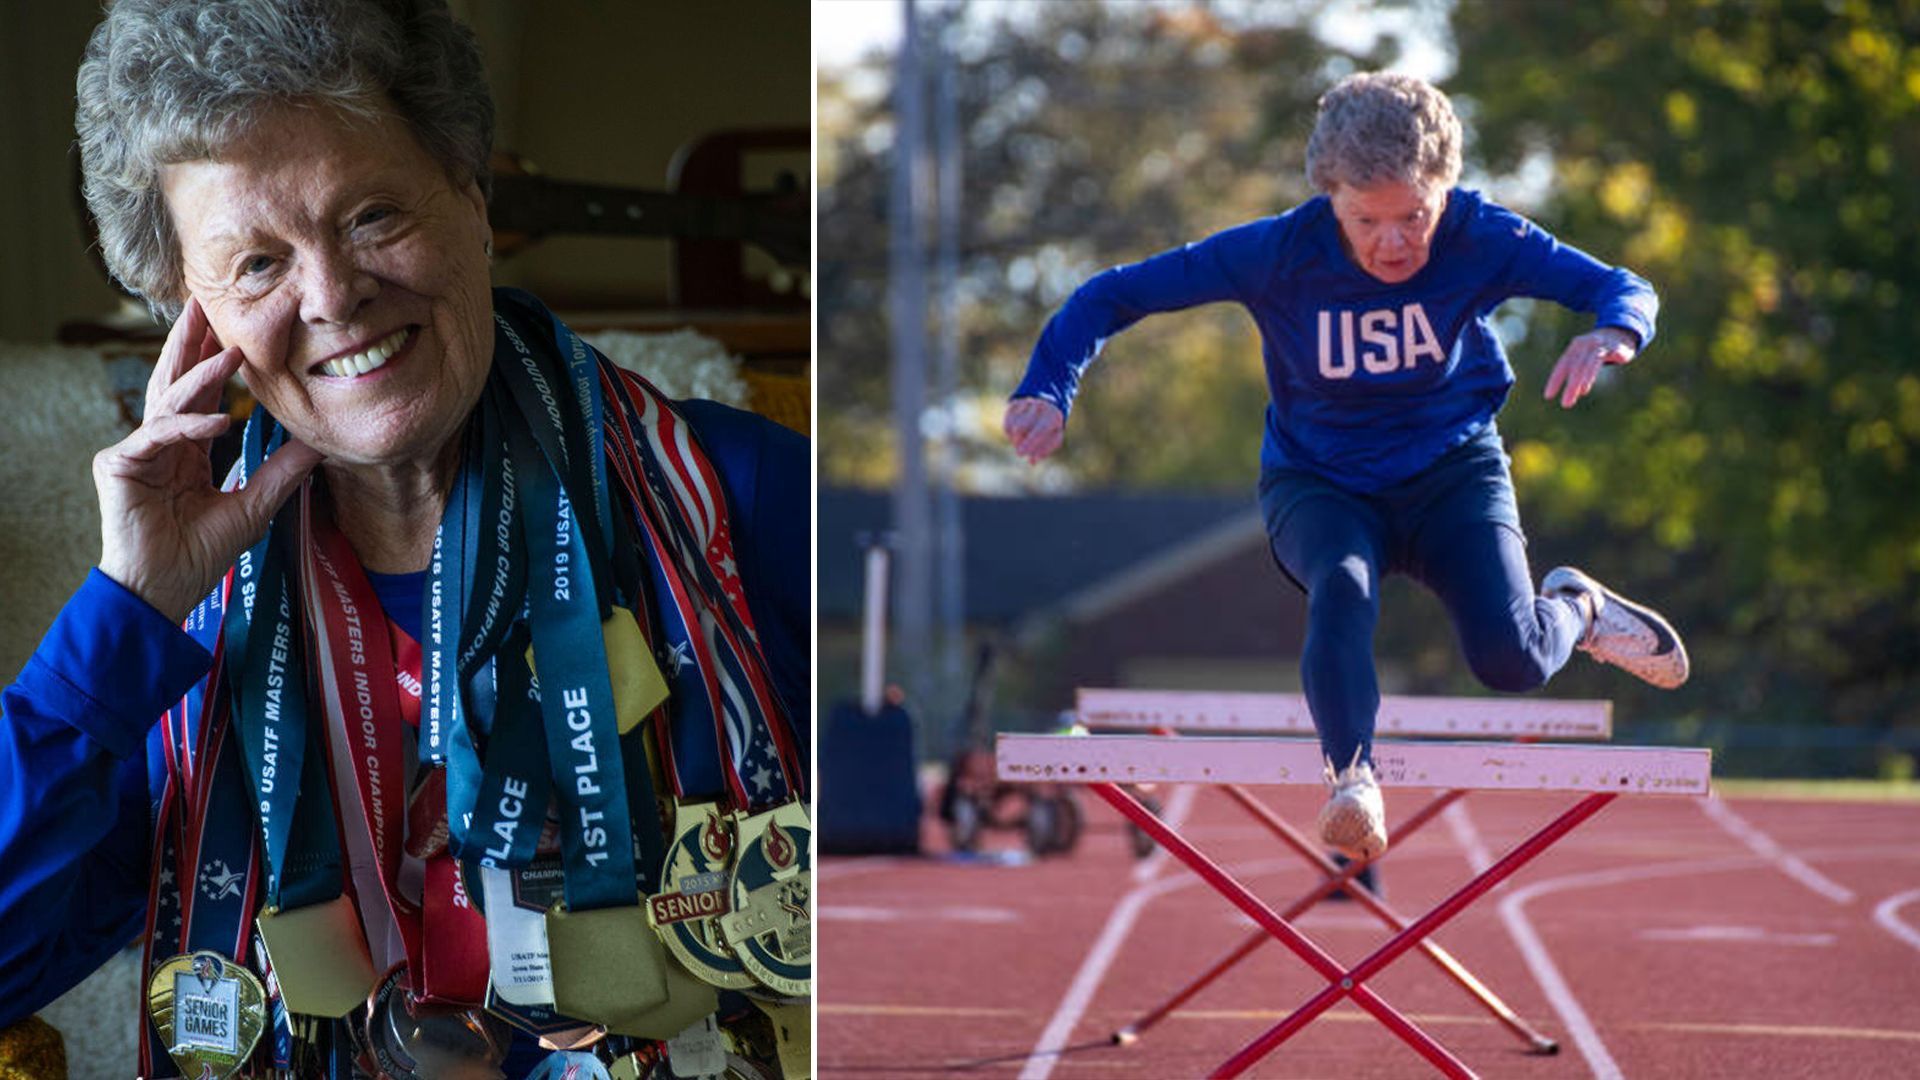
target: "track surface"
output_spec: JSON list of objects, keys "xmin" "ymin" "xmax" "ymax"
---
[{"xmin": 818, "ymin": 785, "xmax": 1920, "ymax": 1078}]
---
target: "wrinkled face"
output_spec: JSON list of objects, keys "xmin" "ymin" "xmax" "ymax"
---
[
  {"xmin": 1329, "ymin": 179, "xmax": 1449, "ymax": 285},
  {"xmin": 163, "ymin": 102, "xmax": 493, "ymax": 469}
]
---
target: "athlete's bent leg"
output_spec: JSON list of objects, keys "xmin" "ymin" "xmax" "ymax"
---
[{"xmin": 1416, "ymin": 522, "xmax": 1586, "ymax": 694}]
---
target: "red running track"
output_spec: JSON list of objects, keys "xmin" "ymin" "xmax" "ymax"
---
[{"xmin": 818, "ymin": 785, "xmax": 1920, "ymax": 1078}]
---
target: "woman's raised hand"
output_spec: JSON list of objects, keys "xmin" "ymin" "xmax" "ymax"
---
[
  {"xmin": 1543, "ymin": 326, "xmax": 1638, "ymax": 410},
  {"xmin": 1004, "ymin": 397, "xmax": 1066, "ymax": 464},
  {"xmin": 94, "ymin": 297, "xmax": 323, "ymax": 623}
]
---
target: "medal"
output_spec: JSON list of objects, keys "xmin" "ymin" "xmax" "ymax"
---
[
  {"xmin": 655, "ymin": 800, "xmax": 754, "ymax": 989},
  {"xmin": 749, "ymin": 996, "xmax": 811, "ymax": 1080},
  {"xmin": 354, "ymin": 965, "xmax": 510, "ymax": 1080},
  {"xmin": 720, "ymin": 801, "xmax": 811, "ymax": 998},
  {"xmin": 147, "ymin": 951, "xmax": 267, "ymax": 1079},
  {"xmin": 254, "ymin": 896, "xmax": 378, "ymax": 1018},
  {"xmin": 544, "ymin": 902, "xmax": 671, "ymax": 1031}
]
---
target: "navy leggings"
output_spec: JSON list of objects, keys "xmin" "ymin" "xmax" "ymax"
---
[{"xmin": 1260, "ymin": 427, "xmax": 1586, "ymax": 770}]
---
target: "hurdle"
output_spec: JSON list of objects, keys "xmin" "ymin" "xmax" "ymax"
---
[
  {"xmin": 1075, "ymin": 689, "xmax": 1614, "ymax": 1055},
  {"xmin": 999, "ymin": 694, "xmax": 1711, "ymax": 1079}
]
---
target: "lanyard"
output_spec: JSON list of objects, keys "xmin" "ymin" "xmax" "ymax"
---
[
  {"xmin": 304, "ymin": 498, "xmax": 490, "ymax": 1004},
  {"xmin": 223, "ymin": 413, "xmax": 346, "ymax": 914},
  {"xmin": 599, "ymin": 363, "xmax": 804, "ymax": 811}
]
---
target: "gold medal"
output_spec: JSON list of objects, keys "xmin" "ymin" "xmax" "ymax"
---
[
  {"xmin": 656, "ymin": 800, "xmax": 755, "ymax": 989},
  {"xmin": 719, "ymin": 801, "xmax": 811, "ymax": 998},
  {"xmin": 750, "ymin": 997, "xmax": 812, "ymax": 1080},
  {"xmin": 604, "ymin": 608, "xmax": 669, "ymax": 733},
  {"xmin": 545, "ymin": 902, "xmax": 670, "ymax": 1031},
  {"xmin": 254, "ymin": 896, "xmax": 379, "ymax": 1018},
  {"xmin": 146, "ymin": 951, "xmax": 267, "ymax": 1079}
]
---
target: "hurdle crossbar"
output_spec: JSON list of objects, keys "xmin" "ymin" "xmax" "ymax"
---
[
  {"xmin": 1075, "ymin": 688, "xmax": 1612, "ymax": 740},
  {"xmin": 997, "ymin": 734, "xmax": 1711, "ymax": 795}
]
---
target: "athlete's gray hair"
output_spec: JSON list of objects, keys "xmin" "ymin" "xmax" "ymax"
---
[
  {"xmin": 1305, "ymin": 72, "xmax": 1462, "ymax": 194},
  {"xmin": 76, "ymin": 0, "xmax": 494, "ymax": 320}
]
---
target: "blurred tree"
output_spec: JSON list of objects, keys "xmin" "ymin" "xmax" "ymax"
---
[
  {"xmin": 1449, "ymin": 0, "xmax": 1920, "ymax": 733},
  {"xmin": 818, "ymin": 2, "xmax": 1362, "ymax": 493}
]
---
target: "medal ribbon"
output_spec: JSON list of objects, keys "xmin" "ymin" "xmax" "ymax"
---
[
  {"xmin": 222, "ymin": 412, "xmax": 346, "ymax": 915},
  {"xmin": 597, "ymin": 357, "xmax": 803, "ymax": 812},
  {"xmin": 500, "ymin": 356, "xmax": 638, "ymax": 912},
  {"xmin": 304, "ymin": 498, "xmax": 489, "ymax": 1004}
]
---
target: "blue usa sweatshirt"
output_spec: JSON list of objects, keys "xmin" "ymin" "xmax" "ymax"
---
[{"xmin": 1013, "ymin": 187, "xmax": 1658, "ymax": 491}]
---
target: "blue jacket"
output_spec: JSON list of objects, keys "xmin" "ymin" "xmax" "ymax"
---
[
  {"xmin": 1014, "ymin": 187, "xmax": 1658, "ymax": 491},
  {"xmin": 0, "ymin": 399, "xmax": 809, "ymax": 1028}
]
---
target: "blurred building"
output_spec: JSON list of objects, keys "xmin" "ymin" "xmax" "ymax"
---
[{"xmin": 818, "ymin": 486, "xmax": 1311, "ymax": 740}]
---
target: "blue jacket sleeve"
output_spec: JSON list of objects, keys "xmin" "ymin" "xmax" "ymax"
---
[
  {"xmin": 677, "ymin": 400, "xmax": 812, "ymax": 784},
  {"xmin": 0, "ymin": 570, "xmax": 212, "ymax": 1025},
  {"xmin": 1491, "ymin": 203, "xmax": 1659, "ymax": 349},
  {"xmin": 1013, "ymin": 217, "xmax": 1287, "ymax": 417}
]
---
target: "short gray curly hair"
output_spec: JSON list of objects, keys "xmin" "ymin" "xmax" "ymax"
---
[
  {"xmin": 76, "ymin": 0, "xmax": 494, "ymax": 320},
  {"xmin": 1304, "ymin": 72, "xmax": 1462, "ymax": 194}
]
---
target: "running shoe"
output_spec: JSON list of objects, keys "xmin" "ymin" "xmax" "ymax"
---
[
  {"xmin": 1543, "ymin": 566, "xmax": 1690, "ymax": 689},
  {"xmin": 1318, "ymin": 751, "xmax": 1388, "ymax": 861}
]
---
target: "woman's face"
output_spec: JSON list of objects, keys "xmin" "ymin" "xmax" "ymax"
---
[
  {"xmin": 162, "ymin": 103, "xmax": 493, "ymax": 470},
  {"xmin": 1329, "ymin": 179, "xmax": 1449, "ymax": 285}
]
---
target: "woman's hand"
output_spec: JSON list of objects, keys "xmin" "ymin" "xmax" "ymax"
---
[
  {"xmin": 94, "ymin": 297, "xmax": 323, "ymax": 623},
  {"xmin": 1543, "ymin": 327, "xmax": 1638, "ymax": 410},
  {"xmin": 1004, "ymin": 397, "xmax": 1066, "ymax": 464}
]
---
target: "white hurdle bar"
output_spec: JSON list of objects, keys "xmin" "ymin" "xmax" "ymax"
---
[
  {"xmin": 997, "ymin": 734, "xmax": 1711, "ymax": 796},
  {"xmin": 1076, "ymin": 688, "xmax": 1612, "ymax": 740}
]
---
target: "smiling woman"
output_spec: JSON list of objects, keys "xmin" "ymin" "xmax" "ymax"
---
[
  {"xmin": 0, "ymin": 1, "xmax": 809, "ymax": 1076},
  {"xmin": 157, "ymin": 103, "xmax": 498, "ymax": 575}
]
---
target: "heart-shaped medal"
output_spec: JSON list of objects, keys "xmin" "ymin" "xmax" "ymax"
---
[{"xmin": 147, "ymin": 951, "xmax": 267, "ymax": 1079}]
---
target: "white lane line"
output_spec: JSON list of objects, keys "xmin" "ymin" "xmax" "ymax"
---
[
  {"xmin": 822, "ymin": 904, "xmax": 1021, "ymax": 924},
  {"xmin": 1445, "ymin": 799, "xmax": 1626, "ymax": 1080},
  {"xmin": 1442, "ymin": 799, "xmax": 1494, "ymax": 874},
  {"xmin": 1635, "ymin": 925, "xmax": 1836, "ymax": 947},
  {"xmin": 816, "ymin": 858, "xmax": 901, "ymax": 884},
  {"xmin": 1130, "ymin": 784, "xmax": 1199, "ymax": 885},
  {"xmin": 1483, "ymin": 848, "xmax": 1920, "ymax": 1079},
  {"xmin": 1017, "ymin": 785, "xmax": 1195, "ymax": 1080},
  {"xmin": 1698, "ymin": 793, "xmax": 1856, "ymax": 904},
  {"xmin": 1871, "ymin": 888, "xmax": 1920, "ymax": 953}
]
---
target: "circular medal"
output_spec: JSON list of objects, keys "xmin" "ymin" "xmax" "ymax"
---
[
  {"xmin": 146, "ymin": 951, "xmax": 267, "ymax": 1080},
  {"xmin": 719, "ymin": 803, "xmax": 811, "ymax": 998},
  {"xmin": 356, "ymin": 965, "xmax": 511, "ymax": 1080},
  {"xmin": 654, "ymin": 801, "xmax": 755, "ymax": 989}
]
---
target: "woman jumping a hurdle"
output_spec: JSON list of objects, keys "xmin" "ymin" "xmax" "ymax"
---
[{"xmin": 1005, "ymin": 72, "xmax": 1689, "ymax": 861}]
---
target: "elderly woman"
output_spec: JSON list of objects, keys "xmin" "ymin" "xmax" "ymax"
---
[
  {"xmin": 1005, "ymin": 72, "xmax": 1688, "ymax": 861},
  {"xmin": 0, "ymin": 1, "xmax": 807, "ymax": 1077}
]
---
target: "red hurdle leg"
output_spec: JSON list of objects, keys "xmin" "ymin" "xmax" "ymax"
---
[
  {"xmin": 1088, "ymin": 783, "xmax": 1478, "ymax": 1080},
  {"xmin": 1113, "ymin": 788, "xmax": 1467, "ymax": 1044},
  {"xmin": 1215, "ymin": 792, "xmax": 1620, "ymax": 1077},
  {"xmin": 1219, "ymin": 786, "xmax": 1560, "ymax": 1054}
]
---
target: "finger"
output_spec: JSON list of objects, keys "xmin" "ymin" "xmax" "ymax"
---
[
  {"xmin": 1543, "ymin": 355, "xmax": 1569, "ymax": 401},
  {"xmin": 1008, "ymin": 402, "xmax": 1048, "ymax": 446},
  {"xmin": 158, "ymin": 346, "xmax": 245, "ymax": 419},
  {"xmin": 104, "ymin": 412, "xmax": 232, "ymax": 467},
  {"xmin": 1560, "ymin": 358, "xmax": 1586, "ymax": 407},
  {"xmin": 1579, "ymin": 352, "xmax": 1605, "ymax": 398},
  {"xmin": 1003, "ymin": 404, "xmax": 1033, "ymax": 443},
  {"xmin": 234, "ymin": 439, "xmax": 324, "ymax": 529},
  {"xmin": 147, "ymin": 297, "xmax": 210, "ymax": 410},
  {"xmin": 1562, "ymin": 355, "xmax": 1598, "ymax": 408}
]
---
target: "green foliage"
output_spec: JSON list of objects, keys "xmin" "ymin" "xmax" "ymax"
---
[{"xmin": 1449, "ymin": 0, "xmax": 1920, "ymax": 731}]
